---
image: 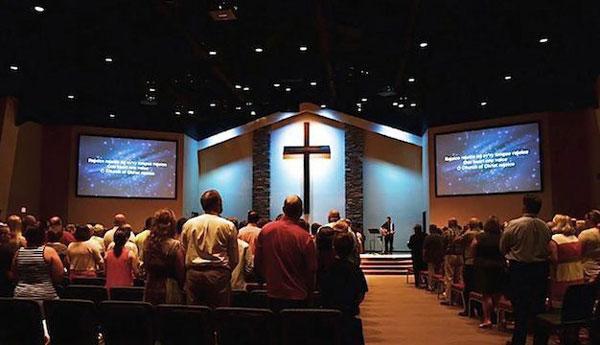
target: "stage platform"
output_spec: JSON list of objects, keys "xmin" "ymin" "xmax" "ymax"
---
[{"xmin": 360, "ymin": 253, "xmax": 413, "ymax": 276}]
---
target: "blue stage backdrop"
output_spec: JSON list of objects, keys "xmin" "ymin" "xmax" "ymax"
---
[
  {"xmin": 435, "ymin": 122, "xmax": 542, "ymax": 196},
  {"xmin": 77, "ymin": 135, "xmax": 177, "ymax": 198}
]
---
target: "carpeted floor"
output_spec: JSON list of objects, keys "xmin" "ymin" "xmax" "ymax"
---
[{"xmin": 361, "ymin": 276, "xmax": 510, "ymax": 345}]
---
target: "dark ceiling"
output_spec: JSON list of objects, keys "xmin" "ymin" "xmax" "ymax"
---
[{"xmin": 1, "ymin": 0, "xmax": 599, "ymax": 139}]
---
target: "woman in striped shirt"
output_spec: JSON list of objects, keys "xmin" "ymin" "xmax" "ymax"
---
[{"xmin": 11, "ymin": 225, "xmax": 64, "ymax": 300}]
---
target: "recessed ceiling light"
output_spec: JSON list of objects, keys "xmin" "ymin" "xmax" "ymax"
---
[
  {"xmin": 299, "ymin": 46, "xmax": 308, "ymax": 52},
  {"xmin": 209, "ymin": 51, "xmax": 217, "ymax": 56},
  {"xmin": 243, "ymin": 86, "xmax": 250, "ymax": 91},
  {"xmin": 357, "ymin": 108, "xmax": 362, "ymax": 112},
  {"xmin": 273, "ymin": 83, "xmax": 280, "ymax": 87},
  {"xmin": 410, "ymin": 103, "xmax": 417, "ymax": 107},
  {"xmin": 235, "ymin": 106, "xmax": 242, "ymax": 110},
  {"xmin": 188, "ymin": 110, "xmax": 194, "ymax": 115},
  {"xmin": 174, "ymin": 111, "xmax": 181, "ymax": 115},
  {"xmin": 361, "ymin": 98, "xmax": 367, "ymax": 102},
  {"xmin": 504, "ymin": 75, "xmax": 512, "ymax": 80},
  {"xmin": 480, "ymin": 101, "xmax": 487, "ymax": 106},
  {"xmin": 310, "ymin": 81, "xmax": 317, "ymax": 86},
  {"xmin": 33, "ymin": 6, "xmax": 44, "ymax": 12},
  {"xmin": 250, "ymin": 110, "xmax": 256, "ymax": 116},
  {"xmin": 539, "ymin": 37, "xmax": 549, "ymax": 43},
  {"xmin": 67, "ymin": 95, "xmax": 75, "ymax": 100},
  {"xmin": 148, "ymin": 88, "xmax": 156, "ymax": 92},
  {"xmin": 392, "ymin": 102, "xmax": 398, "ymax": 106},
  {"xmin": 399, "ymin": 103, "xmax": 405, "ymax": 108},
  {"xmin": 320, "ymin": 104, "xmax": 326, "ymax": 108},
  {"xmin": 419, "ymin": 42, "xmax": 428, "ymax": 48},
  {"xmin": 245, "ymin": 102, "xmax": 252, "ymax": 106},
  {"xmin": 9, "ymin": 65, "xmax": 18, "ymax": 71},
  {"xmin": 235, "ymin": 84, "xmax": 242, "ymax": 89},
  {"xmin": 254, "ymin": 47, "xmax": 263, "ymax": 53},
  {"xmin": 105, "ymin": 57, "xmax": 113, "ymax": 63},
  {"xmin": 209, "ymin": 103, "xmax": 216, "ymax": 107},
  {"xmin": 285, "ymin": 87, "xmax": 291, "ymax": 92},
  {"xmin": 408, "ymin": 77, "xmax": 415, "ymax": 82},
  {"xmin": 356, "ymin": 103, "xmax": 362, "ymax": 107},
  {"xmin": 109, "ymin": 113, "xmax": 116, "ymax": 119}
]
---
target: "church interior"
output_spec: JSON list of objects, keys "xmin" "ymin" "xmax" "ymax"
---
[{"xmin": 1, "ymin": 1, "xmax": 600, "ymax": 344}]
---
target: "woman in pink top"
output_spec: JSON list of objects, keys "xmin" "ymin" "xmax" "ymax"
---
[{"xmin": 105, "ymin": 229, "xmax": 139, "ymax": 289}]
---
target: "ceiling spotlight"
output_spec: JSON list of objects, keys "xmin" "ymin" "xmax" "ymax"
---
[
  {"xmin": 235, "ymin": 84, "xmax": 242, "ymax": 89},
  {"xmin": 250, "ymin": 110, "xmax": 257, "ymax": 116},
  {"xmin": 310, "ymin": 81, "xmax": 317, "ymax": 86},
  {"xmin": 419, "ymin": 42, "xmax": 428, "ymax": 48},
  {"xmin": 235, "ymin": 106, "xmax": 242, "ymax": 110},
  {"xmin": 480, "ymin": 101, "xmax": 487, "ymax": 106},
  {"xmin": 174, "ymin": 111, "xmax": 181, "ymax": 115},
  {"xmin": 408, "ymin": 77, "xmax": 415, "ymax": 82},
  {"xmin": 33, "ymin": 6, "xmax": 44, "ymax": 12},
  {"xmin": 243, "ymin": 86, "xmax": 250, "ymax": 91},
  {"xmin": 320, "ymin": 104, "xmax": 326, "ymax": 108},
  {"xmin": 357, "ymin": 108, "xmax": 362, "ymax": 112},
  {"xmin": 410, "ymin": 103, "xmax": 417, "ymax": 107},
  {"xmin": 299, "ymin": 46, "xmax": 308, "ymax": 52},
  {"xmin": 361, "ymin": 98, "xmax": 367, "ymax": 102},
  {"xmin": 399, "ymin": 103, "xmax": 405, "ymax": 108},
  {"xmin": 209, "ymin": 50, "xmax": 217, "ymax": 56},
  {"xmin": 356, "ymin": 103, "xmax": 362, "ymax": 107},
  {"xmin": 108, "ymin": 113, "xmax": 116, "ymax": 119},
  {"xmin": 392, "ymin": 102, "xmax": 398, "ymax": 106},
  {"xmin": 539, "ymin": 37, "xmax": 549, "ymax": 43},
  {"xmin": 504, "ymin": 75, "xmax": 512, "ymax": 80},
  {"xmin": 9, "ymin": 65, "xmax": 18, "ymax": 71},
  {"xmin": 254, "ymin": 47, "xmax": 263, "ymax": 53},
  {"xmin": 285, "ymin": 87, "xmax": 291, "ymax": 92},
  {"xmin": 67, "ymin": 95, "xmax": 75, "ymax": 100},
  {"xmin": 188, "ymin": 110, "xmax": 194, "ymax": 115},
  {"xmin": 104, "ymin": 57, "xmax": 113, "ymax": 63},
  {"xmin": 148, "ymin": 87, "xmax": 156, "ymax": 92},
  {"xmin": 273, "ymin": 83, "xmax": 280, "ymax": 87},
  {"xmin": 209, "ymin": 103, "xmax": 216, "ymax": 107}
]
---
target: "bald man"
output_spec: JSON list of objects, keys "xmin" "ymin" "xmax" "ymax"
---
[
  {"xmin": 103, "ymin": 213, "xmax": 134, "ymax": 248},
  {"xmin": 181, "ymin": 189, "xmax": 239, "ymax": 307},
  {"xmin": 254, "ymin": 195, "xmax": 317, "ymax": 312},
  {"xmin": 49, "ymin": 216, "xmax": 76, "ymax": 246}
]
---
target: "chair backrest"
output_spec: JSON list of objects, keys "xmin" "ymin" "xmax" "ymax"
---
[
  {"xmin": 63, "ymin": 285, "xmax": 108, "ymax": 304},
  {"xmin": 156, "ymin": 304, "xmax": 213, "ymax": 345},
  {"xmin": 109, "ymin": 287, "xmax": 145, "ymax": 301},
  {"xmin": 231, "ymin": 289, "xmax": 252, "ymax": 307},
  {"xmin": 72, "ymin": 277, "xmax": 106, "ymax": 286},
  {"xmin": 249, "ymin": 289, "xmax": 269, "ymax": 308},
  {"xmin": 44, "ymin": 299, "xmax": 98, "ymax": 345},
  {"xmin": 0, "ymin": 298, "xmax": 45, "ymax": 345},
  {"xmin": 214, "ymin": 307, "xmax": 276, "ymax": 345},
  {"xmin": 561, "ymin": 283, "xmax": 597, "ymax": 322},
  {"xmin": 280, "ymin": 309, "xmax": 342, "ymax": 345},
  {"xmin": 99, "ymin": 301, "xmax": 155, "ymax": 345}
]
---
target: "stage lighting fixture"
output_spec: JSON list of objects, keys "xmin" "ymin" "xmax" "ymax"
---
[
  {"xmin": 235, "ymin": 106, "xmax": 242, "ymax": 110},
  {"xmin": 243, "ymin": 86, "xmax": 250, "ymax": 91},
  {"xmin": 250, "ymin": 110, "xmax": 256, "ymax": 116},
  {"xmin": 34, "ymin": 6, "xmax": 44, "ymax": 12},
  {"xmin": 480, "ymin": 101, "xmax": 487, "ymax": 106},
  {"xmin": 410, "ymin": 103, "xmax": 417, "ymax": 107},
  {"xmin": 320, "ymin": 104, "xmax": 326, "ymax": 108},
  {"xmin": 174, "ymin": 111, "xmax": 181, "ymax": 115},
  {"xmin": 254, "ymin": 47, "xmax": 263, "ymax": 53},
  {"xmin": 399, "ymin": 104, "xmax": 405, "ymax": 108},
  {"xmin": 504, "ymin": 75, "xmax": 512, "ymax": 80},
  {"xmin": 273, "ymin": 83, "xmax": 280, "ymax": 87},
  {"xmin": 209, "ymin": 51, "xmax": 217, "ymax": 56},
  {"xmin": 299, "ymin": 46, "xmax": 308, "ymax": 51},
  {"xmin": 149, "ymin": 87, "xmax": 156, "ymax": 92},
  {"xmin": 310, "ymin": 81, "xmax": 317, "ymax": 86},
  {"xmin": 419, "ymin": 42, "xmax": 428, "ymax": 48},
  {"xmin": 392, "ymin": 102, "xmax": 398, "ymax": 106},
  {"xmin": 361, "ymin": 98, "xmax": 367, "ymax": 102},
  {"xmin": 235, "ymin": 84, "xmax": 242, "ymax": 89},
  {"xmin": 105, "ymin": 57, "xmax": 113, "ymax": 63},
  {"xmin": 408, "ymin": 77, "xmax": 415, "ymax": 82},
  {"xmin": 67, "ymin": 95, "xmax": 75, "ymax": 100},
  {"xmin": 9, "ymin": 65, "xmax": 19, "ymax": 71},
  {"xmin": 209, "ymin": 103, "xmax": 216, "ymax": 107},
  {"xmin": 285, "ymin": 87, "xmax": 291, "ymax": 92},
  {"xmin": 109, "ymin": 113, "xmax": 116, "ymax": 119},
  {"xmin": 539, "ymin": 37, "xmax": 549, "ymax": 43},
  {"xmin": 188, "ymin": 110, "xmax": 194, "ymax": 115}
]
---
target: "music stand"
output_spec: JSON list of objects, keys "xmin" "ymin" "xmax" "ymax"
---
[{"xmin": 367, "ymin": 228, "xmax": 382, "ymax": 253}]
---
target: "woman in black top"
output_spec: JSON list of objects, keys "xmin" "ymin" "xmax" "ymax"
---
[
  {"xmin": 472, "ymin": 216, "xmax": 505, "ymax": 328},
  {"xmin": 407, "ymin": 224, "xmax": 427, "ymax": 288}
]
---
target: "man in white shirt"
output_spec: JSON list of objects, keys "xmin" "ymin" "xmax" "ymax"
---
[
  {"xmin": 103, "ymin": 213, "xmax": 134, "ymax": 248},
  {"xmin": 181, "ymin": 189, "xmax": 239, "ymax": 307}
]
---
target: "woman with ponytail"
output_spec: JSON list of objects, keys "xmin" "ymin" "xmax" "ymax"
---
[
  {"xmin": 105, "ymin": 227, "xmax": 139, "ymax": 290},
  {"xmin": 143, "ymin": 208, "xmax": 185, "ymax": 304}
]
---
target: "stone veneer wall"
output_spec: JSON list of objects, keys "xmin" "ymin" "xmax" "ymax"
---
[
  {"xmin": 345, "ymin": 124, "xmax": 364, "ymax": 232},
  {"xmin": 252, "ymin": 126, "xmax": 271, "ymax": 219}
]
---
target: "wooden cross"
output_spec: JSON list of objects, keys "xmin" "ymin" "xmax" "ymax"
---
[{"xmin": 283, "ymin": 122, "xmax": 331, "ymax": 214}]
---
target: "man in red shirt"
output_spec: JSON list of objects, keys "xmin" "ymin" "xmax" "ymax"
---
[
  {"xmin": 254, "ymin": 195, "xmax": 317, "ymax": 311},
  {"xmin": 49, "ymin": 216, "xmax": 75, "ymax": 246}
]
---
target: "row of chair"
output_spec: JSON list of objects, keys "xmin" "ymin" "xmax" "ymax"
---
[{"xmin": 0, "ymin": 298, "xmax": 343, "ymax": 345}]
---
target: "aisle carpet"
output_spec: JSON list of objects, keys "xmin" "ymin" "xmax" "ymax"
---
[{"xmin": 361, "ymin": 276, "xmax": 510, "ymax": 345}]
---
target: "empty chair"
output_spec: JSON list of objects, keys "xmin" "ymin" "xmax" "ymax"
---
[
  {"xmin": 44, "ymin": 299, "xmax": 98, "ymax": 345},
  {"xmin": 71, "ymin": 277, "xmax": 106, "ymax": 286},
  {"xmin": 62, "ymin": 285, "xmax": 108, "ymax": 304},
  {"xmin": 99, "ymin": 301, "xmax": 155, "ymax": 345},
  {"xmin": 109, "ymin": 286, "xmax": 145, "ymax": 301},
  {"xmin": 280, "ymin": 309, "xmax": 342, "ymax": 345},
  {"xmin": 0, "ymin": 298, "xmax": 45, "ymax": 345},
  {"xmin": 214, "ymin": 307, "xmax": 276, "ymax": 345},
  {"xmin": 156, "ymin": 305, "xmax": 213, "ymax": 345}
]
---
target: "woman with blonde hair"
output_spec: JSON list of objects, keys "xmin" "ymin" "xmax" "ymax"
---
[
  {"xmin": 143, "ymin": 208, "xmax": 185, "ymax": 304},
  {"xmin": 548, "ymin": 214, "xmax": 584, "ymax": 308}
]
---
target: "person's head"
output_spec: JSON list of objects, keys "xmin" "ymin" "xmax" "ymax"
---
[
  {"xmin": 227, "ymin": 217, "xmax": 239, "ymax": 230},
  {"xmin": 316, "ymin": 226, "xmax": 336, "ymax": 252},
  {"xmin": 310, "ymin": 222, "xmax": 321, "ymax": 236},
  {"xmin": 176, "ymin": 217, "xmax": 188, "ymax": 236},
  {"xmin": 113, "ymin": 214, "xmax": 127, "ymax": 227},
  {"xmin": 257, "ymin": 218, "xmax": 269, "ymax": 228},
  {"xmin": 65, "ymin": 224, "xmax": 76, "ymax": 234},
  {"xmin": 247, "ymin": 210, "xmax": 259, "ymax": 225},
  {"xmin": 332, "ymin": 220, "xmax": 349, "ymax": 233},
  {"xmin": 0, "ymin": 225, "xmax": 10, "ymax": 245},
  {"xmin": 333, "ymin": 231, "xmax": 354, "ymax": 260},
  {"xmin": 24, "ymin": 225, "xmax": 45, "ymax": 247},
  {"xmin": 144, "ymin": 217, "xmax": 155, "ymax": 231},
  {"xmin": 413, "ymin": 224, "xmax": 423, "ymax": 235},
  {"xmin": 118, "ymin": 224, "xmax": 133, "ymax": 238},
  {"xmin": 468, "ymin": 218, "xmax": 481, "ymax": 231},
  {"xmin": 113, "ymin": 228, "xmax": 128, "ymax": 257},
  {"xmin": 584, "ymin": 210, "xmax": 600, "ymax": 229},
  {"xmin": 49, "ymin": 216, "xmax": 63, "ymax": 234},
  {"xmin": 523, "ymin": 194, "xmax": 542, "ymax": 215},
  {"xmin": 6, "ymin": 215, "xmax": 22, "ymax": 233},
  {"xmin": 386, "ymin": 216, "xmax": 391, "ymax": 222},
  {"xmin": 282, "ymin": 195, "xmax": 303, "ymax": 220},
  {"xmin": 146, "ymin": 209, "xmax": 177, "ymax": 257},
  {"xmin": 429, "ymin": 224, "xmax": 440, "ymax": 235},
  {"xmin": 23, "ymin": 215, "xmax": 38, "ymax": 228},
  {"xmin": 47, "ymin": 228, "xmax": 62, "ymax": 243},
  {"xmin": 552, "ymin": 214, "xmax": 570, "ymax": 230},
  {"xmin": 200, "ymin": 189, "xmax": 223, "ymax": 214},
  {"xmin": 483, "ymin": 216, "xmax": 501, "ymax": 235},
  {"xmin": 92, "ymin": 223, "xmax": 105, "ymax": 237},
  {"xmin": 74, "ymin": 224, "xmax": 91, "ymax": 241},
  {"xmin": 327, "ymin": 209, "xmax": 341, "ymax": 223},
  {"xmin": 448, "ymin": 218, "xmax": 458, "ymax": 228}
]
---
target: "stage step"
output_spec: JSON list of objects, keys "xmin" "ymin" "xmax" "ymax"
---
[{"xmin": 360, "ymin": 254, "xmax": 413, "ymax": 276}]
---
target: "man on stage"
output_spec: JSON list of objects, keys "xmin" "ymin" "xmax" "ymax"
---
[{"xmin": 380, "ymin": 216, "xmax": 395, "ymax": 254}]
